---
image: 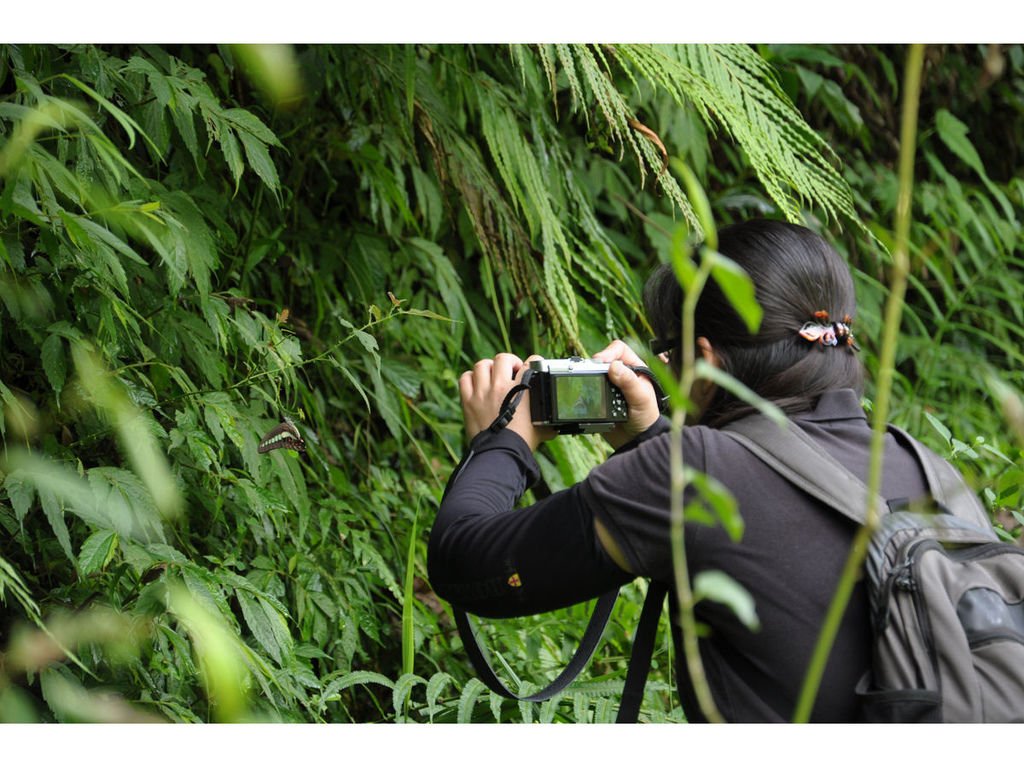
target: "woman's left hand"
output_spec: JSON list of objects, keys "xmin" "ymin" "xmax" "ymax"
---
[
  {"xmin": 592, "ymin": 339, "xmax": 662, "ymax": 449},
  {"xmin": 459, "ymin": 353, "xmax": 555, "ymax": 451}
]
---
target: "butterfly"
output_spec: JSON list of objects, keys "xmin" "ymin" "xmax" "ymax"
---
[{"xmin": 258, "ymin": 417, "xmax": 306, "ymax": 454}]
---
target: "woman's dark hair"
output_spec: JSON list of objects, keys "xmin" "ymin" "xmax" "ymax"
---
[{"xmin": 643, "ymin": 219, "xmax": 863, "ymax": 426}]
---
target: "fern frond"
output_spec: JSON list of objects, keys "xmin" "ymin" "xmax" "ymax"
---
[
  {"xmin": 555, "ymin": 44, "xmax": 587, "ymax": 126},
  {"xmin": 533, "ymin": 44, "xmax": 560, "ymax": 118},
  {"xmin": 615, "ymin": 44, "xmax": 860, "ymax": 228},
  {"xmin": 568, "ymin": 45, "xmax": 697, "ymax": 227}
]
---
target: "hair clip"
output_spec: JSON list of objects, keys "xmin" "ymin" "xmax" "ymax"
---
[{"xmin": 799, "ymin": 311, "xmax": 859, "ymax": 351}]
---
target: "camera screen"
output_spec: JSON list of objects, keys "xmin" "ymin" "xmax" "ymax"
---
[{"xmin": 554, "ymin": 375, "xmax": 606, "ymax": 421}]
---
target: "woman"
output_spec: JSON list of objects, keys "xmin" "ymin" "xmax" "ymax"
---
[{"xmin": 427, "ymin": 219, "xmax": 933, "ymax": 722}]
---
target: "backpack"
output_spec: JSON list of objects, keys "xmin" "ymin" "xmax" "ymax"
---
[{"xmin": 724, "ymin": 415, "xmax": 1024, "ymax": 723}]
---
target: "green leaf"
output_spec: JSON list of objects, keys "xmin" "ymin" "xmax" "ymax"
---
[
  {"xmin": 237, "ymin": 589, "xmax": 291, "ymax": 665},
  {"xmin": 163, "ymin": 191, "xmax": 217, "ymax": 298},
  {"xmin": 401, "ymin": 308, "xmax": 452, "ymax": 323},
  {"xmin": 687, "ymin": 469, "xmax": 744, "ymax": 542},
  {"xmin": 693, "ymin": 569, "xmax": 761, "ymax": 631},
  {"xmin": 671, "ymin": 157, "xmax": 717, "ymax": 249},
  {"xmin": 518, "ymin": 689, "xmax": 533, "ymax": 723},
  {"xmin": 88, "ymin": 466, "xmax": 166, "ymax": 543},
  {"xmin": 221, "ymin": 108, "xmax": 282, "ymax": 147},
  {"xmin": 343, "ymin": 322, "xmax": 380, "ymax": 362},
  {"xmin": 78, "ymin": 530, "xmax": 118, "ymax": 575},
  {"xmin": 4, "ymin": 471, "xmax": 34, "ymax": 527},
  {"xmin": 407, "ymin": 238, "xmax": 479, "ymax": 340},
  {"xmin": 8, "ymin": 453, "xmax": 138, "ymax": 540},
  {"xmin": 573, "ymin": 692, "xmax": 589, "ymax": 723},
  {"xmin": 708, "ymin": 251, "xmax": 762, "ymax": 333},
  {"xmin": 668, "ymin": 225, "xmax": 697, "ymax": 292},
  {"xmin": 38, "ymin": 486, "xmax": 75, "ymax": 563},
  {"xmin": 41, "ymin": 334, "xmax": 66, "ymax": 404},
  {"xmin": 237, "ymin": 129, "xmax": 281, "ymax": 197},
  {"xmin": 58, "ymin": 74, "xmax": 159, "ymax": 158},
  {"xmin": 75, "ymin": 217, "xmax": 148, "ymax": 266},
  {"xmin": 166, "ymin": 583, "xmax": 250, "ymax": 722},
  {"xmin": 951, "ymin": 438, "xmax": 979, "ymax": 460},
  {"xmin": 354, "ymin": 530, "xmax": 402, "ymax": 599},
  {"xmin": 401, "ymin": 505, "xmax": 419, "ymax": 677},
  {"xmin": 643, "ymin": 351, "xmax": 694, "ymax": 414},
  {"xmin": 213, "ymin": 570, "xmax": 283, "ymax": 617},
  {"xmin": 994, "ymin": 526, "xmax": 1016, "ymax": 542},
  {"xmin": 404, "ymin": 46, "xmax": 417, "ymax": 121},
  {"xmin": 323, "ymin": 670, "xmax": 394, "ymax": 699},
  {"xmin": 127, "ymin": 56, "xmax": 173, "ymax": 107},
  {"xmin": 182, "ymin": 564, "xmax": 232, "ymax": 619},
  {"xmin": 924, "ymin": 411, "xmax": 953, "ymax": 445},
  {"xmin": 935, "ymin": 109, "xmax": 987, "ymax": 180},
  {"xmin": 489, "ymin": 689, "xmax": 503, "ymax": 722},
  {"xmin": 539, "ymin": 694, "xmax": 562, "ymax": 723},
  {"xmin": 218, "ymin": 125, "xmax": 245, "ymax": 194},
  {"xmin": 0, "ymin": 554, "xmax": 41, "ymax": 625},
  {"xmin": 72, "ymin": 346, "xmax": 183, "ymax": 522},
  {"xmin": 171, "ymin": 103, "xmax": 200, "ymax": 163},
  {"xmin": 457, "ymin": 678, "xmax": 488, "ymax": 723},
  {"xmin": 392, "ymin": 672, "xmax": 427, "ymax": 719}
]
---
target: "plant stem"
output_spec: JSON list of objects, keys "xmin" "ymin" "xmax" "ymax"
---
[
  {"xmin": 154, "ymin": 307, "xmax": 417, "ymax": 408},
  {"xmin": 670, "ymin": 250, "xmax": 723, "ymax": 723},
  {"xmin": 792, "ymin": 43, "xmax": 926, "ymax": 723}
]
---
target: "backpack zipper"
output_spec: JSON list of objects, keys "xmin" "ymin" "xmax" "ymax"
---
[
  {"xmin": 945, "ymin": 540, "xmax": 1024, "ymax": 563},
  {"xmin": 876, "ymin": 536, "xmax": 926, "ymax": 628},
  {"xmin": 892, "ymin": 539, "xmax": 940, "ymax": 688},
  {"xmin": 884, "ymin": 537, "xmax": 1017, "ymax": 603}
]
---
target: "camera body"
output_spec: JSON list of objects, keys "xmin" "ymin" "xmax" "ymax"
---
[{"xmin": 528, "ymin": 357, "xmax": 629, "ymax": 435}]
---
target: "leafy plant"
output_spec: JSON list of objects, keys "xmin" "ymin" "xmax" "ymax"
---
[{"xmin": 1, "ymin": 43, "xmax": 1019, "ymax": 725}]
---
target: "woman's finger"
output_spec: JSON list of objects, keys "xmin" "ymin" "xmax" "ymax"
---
[
  {"xmin": 472, "ymin": 358, "xmax": 494, "ymax": 390},
  {"xmin": 607, "ymin": 360, "xmax": 655, "ymax": 410},
  {"xmin": 516, "ymin": 354, "xmax": 544, "ymax": 383},
  {"xmin": 493, "ymin": 352, "xmax": 524, "ymax": 383},
  {"xmin": 592, "ymin": 339, "xmax": 645, "ymax": 368},
  {"xmin": 458, "ymin": 369, "xmax": 474, "ymax": 401}
]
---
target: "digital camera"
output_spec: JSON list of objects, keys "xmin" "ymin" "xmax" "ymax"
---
[{"xmin": 528, "ymin": 357, "xmax": 629, "ymax": 435}]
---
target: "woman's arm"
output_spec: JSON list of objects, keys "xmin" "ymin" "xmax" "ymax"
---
[
  {"xmin": 427, "ymin": 427, "xmax": 633, "ymax": 618},
  {"xmin": 427, "ymin": 343, "xmax": 664, "ymax": 618}
]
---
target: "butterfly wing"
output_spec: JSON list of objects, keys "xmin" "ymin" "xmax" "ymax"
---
[{"xmin": 258, "ymin": 418, "xmax": 306, "ymax": 453}]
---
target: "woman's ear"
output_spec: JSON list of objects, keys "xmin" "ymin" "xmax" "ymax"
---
[
  {"xmin": 697, "ymin": 336, "xmax": 721, "ymax": 368},
  {"xmin": 691, "ymin": 337, "xmax": 721, "ymax": 422}
]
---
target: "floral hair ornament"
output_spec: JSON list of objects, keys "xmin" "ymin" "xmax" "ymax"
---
[{"xmin": 799, "ymin": 310, "xmax": 860, "ymax": 351}]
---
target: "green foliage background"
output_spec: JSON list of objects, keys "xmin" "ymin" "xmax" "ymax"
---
[{"xmin": 0, "ymin": 43, "xmax": 1021, "ymax": 723}]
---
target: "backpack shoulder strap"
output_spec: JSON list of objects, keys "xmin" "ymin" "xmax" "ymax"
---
[
  {"xmin": 885, "ymin": 425, "xmax": 990, "ymax": 529},
  {"xmin": 722, "ymin": 415, "xmax": 886, "ymax": 526},
  {"xmin": 724, "ymin": 415, "xmax": 990, "ymax": 530}
]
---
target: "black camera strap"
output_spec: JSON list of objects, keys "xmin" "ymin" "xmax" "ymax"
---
[
  {"xmin": 451, "ymin": 574, "xmax": 666, "ymax": 720},
  {"xmin": 488, "ymin": 372, "xmax": 534, "ymax": 433},
  {"xmin": 444, "ymin": 365, "xmax": 669, "ymax": 720},
  {"xmin": 453, "ymin": 589, "xmax": 620, "ymax": 703}
]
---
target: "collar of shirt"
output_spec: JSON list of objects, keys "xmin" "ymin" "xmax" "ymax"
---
[{"xmin": 796, "ymin": 389, "xmax": 867, "ymax": 424}]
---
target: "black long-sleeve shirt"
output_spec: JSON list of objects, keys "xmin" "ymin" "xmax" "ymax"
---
[{"xmin": 428, "ymin": 390, "xmax": 931, "ymax": 722}]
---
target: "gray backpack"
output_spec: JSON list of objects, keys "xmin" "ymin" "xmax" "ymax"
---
[{"xmin": 725, "ymin": 415, "xmax": 1024, "ymax": 723}]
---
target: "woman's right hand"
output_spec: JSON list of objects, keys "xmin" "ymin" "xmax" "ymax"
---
[
  {"xmin": 459, "ymin": 353, "xmax": 555, "ymax": 451},
  {"xmin": 592, "ymin": 340, "xmax": 662, "ymax": 450}
]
